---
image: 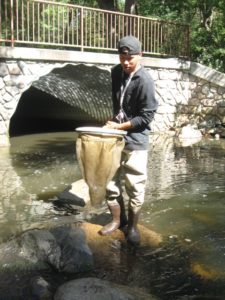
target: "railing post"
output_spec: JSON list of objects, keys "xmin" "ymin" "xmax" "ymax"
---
[
  {"xmin": 10, "ymin": 0, "xmax": 14, "ymax": 47},
  {"xmin": 137, "ymin": 15, "xmax": 140, "ymax": 40},
  {"xmin": 0, "ymin": 1, "xmax": 190, "ymax": 58},
  {"xmin": 80, "ymin": 6, "xmax": 84, "ymax": 51}
]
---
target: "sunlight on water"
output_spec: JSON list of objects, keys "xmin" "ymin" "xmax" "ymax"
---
[{"xmin": 142, "ymin": 135, "xmax": 225, "ymax": 298}]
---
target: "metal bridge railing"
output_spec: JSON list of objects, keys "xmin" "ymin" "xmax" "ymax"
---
[{"xmin": 0, "ymin": 0, "xmax": 190, "ymax": 58}]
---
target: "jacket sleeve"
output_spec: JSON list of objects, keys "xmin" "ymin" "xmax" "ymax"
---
[{"xmin": 130, "ymin": 75, "xmax": 158, "ymax": 129}]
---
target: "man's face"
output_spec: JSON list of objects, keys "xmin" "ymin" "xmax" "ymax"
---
[{"xmin": 119, "ymin": 53, "xmax": 142, "ymax": 74}]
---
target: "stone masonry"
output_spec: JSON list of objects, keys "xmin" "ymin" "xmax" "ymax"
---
[
  {"xmin": 0, "ymin": 60, "xmax": 65, "ymax": 145},
  {"xmin": 151, "ymin": 67, "xmax": 225, "ymax": 132},
  {"xmin": 0, "ymin": 47, "xmax": 225, "ymax": 146}
]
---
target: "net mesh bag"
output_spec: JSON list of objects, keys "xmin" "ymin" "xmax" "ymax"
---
[{"xmin": 76, "ymin": 133, "xmax": 125, "ymax": 207}]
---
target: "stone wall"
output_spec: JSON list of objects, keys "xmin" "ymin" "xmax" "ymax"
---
[
  {"xmin": 0, "ymin": 60, "xmax": 65, "ymax": 145},
  {"xmin": 150, "ymin": 66, "xmax": 225, "ymax": 132},
  {"xmin": 0, "ymin": 47, "xmax": 225, "ymax": 146}
]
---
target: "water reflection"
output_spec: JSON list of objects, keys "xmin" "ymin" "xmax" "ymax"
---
[
  {"xmin": 0, "ymin": 132, "xmax": 81, "ymax": 242},
  {"xmin": 0, "ymin": 132, "xmax": 225, "ymax": 299},
  {"xmin": 143, "ymin": 134, "xmax": 225, "ymax": 298}
]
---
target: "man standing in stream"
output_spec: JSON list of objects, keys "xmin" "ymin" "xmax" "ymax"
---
[{"xmin": 98, "ymin": 35, "xmax": 158, "ymax": 246}]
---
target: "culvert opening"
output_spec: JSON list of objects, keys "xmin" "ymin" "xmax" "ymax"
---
[
  {"xmin": 9, "ymin": 87, "xmax": 99, "ymax": 137},
  {"xmin": 9, "ymin": 64, "xmax": 112, "ymax": 137}
]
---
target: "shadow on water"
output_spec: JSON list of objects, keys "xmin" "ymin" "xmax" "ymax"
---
[{"xmin": 0, "ymin": 132, "xmax": 225, "ymax": 299}]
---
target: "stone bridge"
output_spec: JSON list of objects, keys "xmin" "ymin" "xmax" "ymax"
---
[{"xmin": 0, "ymin": 46, "xmax": 225, "ymax": 146}]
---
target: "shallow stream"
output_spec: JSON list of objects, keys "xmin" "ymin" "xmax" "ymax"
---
[{"xmin": 0, "ymin": 132, "xmax": 225, "ymax": 299}]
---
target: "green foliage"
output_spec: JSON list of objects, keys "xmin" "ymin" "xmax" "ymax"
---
[
  {"xmin": 54, "ymin": 0, "xmax": 225, "ymax": 72},
  {"xmin": 2, "ymin": 0, "xmax": 224, "ymax": 72},
  {"xmin": 40, "ymin": 0, "xmax": 225, "ymax": 72},
  {"xmin": 138, "ymin": 0, "xmax": 225, "ymax": 73},
  {"xmin": 66, "ymin": 0, "xmax": 98, "ymax": 7}
]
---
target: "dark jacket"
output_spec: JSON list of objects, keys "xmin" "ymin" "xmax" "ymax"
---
[{"xmin": 111, "ymin": 64, "xmax": 158, "ymax": 150}]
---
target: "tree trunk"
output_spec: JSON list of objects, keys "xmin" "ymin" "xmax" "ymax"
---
[
  {"xmin": 124, "ymin": 0, "xmax": 138, "ymax": 37},
  {"xmin": 97, "ymin": 0, "xmax": 117, "ymax": 11},
  {"xmin": 198, "ymin": 2, "xmax": 214, "ymax": 31},
  {"xmin": 125, "ymin": 0, "xmax": 138, "ymax": 15}
]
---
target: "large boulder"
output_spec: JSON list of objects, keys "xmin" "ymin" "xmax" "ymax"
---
[
  {"xmin": 1, "ymin": 226, "xmax": 94, "ymax": 274},
  {"xmin": 51, "ymin": 226, "xmax": 93, "ymax": 273},
  {"xmin": 80, "ymin": 222, "xmax": 162, "ymax": 251},
  {"xmin": 0, "ymin": 222, "xmax": 162, "ymax": 299},
  {"xmin": 20, "ymin": 229, "xmax": 61, "ymax": 269},
  {"xmin": 54, "ymin": 277, "xmax": 156, "ymax": 300}
]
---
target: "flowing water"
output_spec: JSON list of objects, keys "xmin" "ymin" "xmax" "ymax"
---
[{"xmin": 0, "ymin": 132, "xmax": 225, "ymax": 299}]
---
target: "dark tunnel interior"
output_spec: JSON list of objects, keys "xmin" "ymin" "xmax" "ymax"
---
[
  {"xmin": 9, "ymin": 86, "xmax": 102, "ymax": 137},
  {"xmin": 9, "ymin": 64, "xmax": 112, "ymax": 137}
]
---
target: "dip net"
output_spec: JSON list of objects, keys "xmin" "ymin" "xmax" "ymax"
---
[{"xmin": 76, "ymin": 131, "xmax": 125, "ymax": 207}]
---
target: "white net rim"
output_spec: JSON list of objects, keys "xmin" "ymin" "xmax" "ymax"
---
[{"xmin": 75, "ymin": 126, "xmax": 127, "ymax": 136}]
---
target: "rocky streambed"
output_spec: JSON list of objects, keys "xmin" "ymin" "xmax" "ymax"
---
[{"xmin": 0, "ymin": 218, "xmax": 162, "ymax": 300}]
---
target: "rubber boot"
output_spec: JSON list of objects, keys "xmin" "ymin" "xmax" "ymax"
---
[
  {"xmin": 127, "ymin": 208, "xmax": 141, "ymax": 246},
  {"xmin": 117, "ymin": 196, "xmax": 128, "ymax": 229},
  {"xmin": 98, "ymin": 203, "xmax": 121, "ymax": 235}
]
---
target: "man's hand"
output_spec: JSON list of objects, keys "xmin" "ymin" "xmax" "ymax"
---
[
  {"xmin": 104, "ymin": 120, "xmax": 133, "ymax": 130},
  {"xmin": 104, "ymin": 121, "xmax": 119, "ymax": 129}
]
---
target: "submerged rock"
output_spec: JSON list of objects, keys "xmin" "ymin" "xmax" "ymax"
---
[
  {"xmin": 56, "ymin": 179, "xmax": 90, "ymax": 207},
  {"xmin": 0, "ymin": 221, "xmax": 161, "ymax": 274},
  {"xmin": 0, "ymin": 225, "xmax": 94, "ymax": 275},
  {"xmin": 54, "ymin": 277, "xmax": 156, "ymax": 300},
  {"xmin": 80, "ymin": 222, "xmax": 162, "ymax": 251},
  {"xmin": 177, "ymin": 124, "xmax": 202, "ymax": 147},
  {"xmin": 30, "ymin": 276, "xmax": 53, "ymax": 300},
  {"xmin": 0, "ymin": 222, "xmax": 162, "ymax": 299},
  {"xmin": 20, "ymin": 229, "xmax": 61, "ymax": 269},
  {"xmin": 191, "ymin": 261, "xmax": 225, "ymax": 280}
]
